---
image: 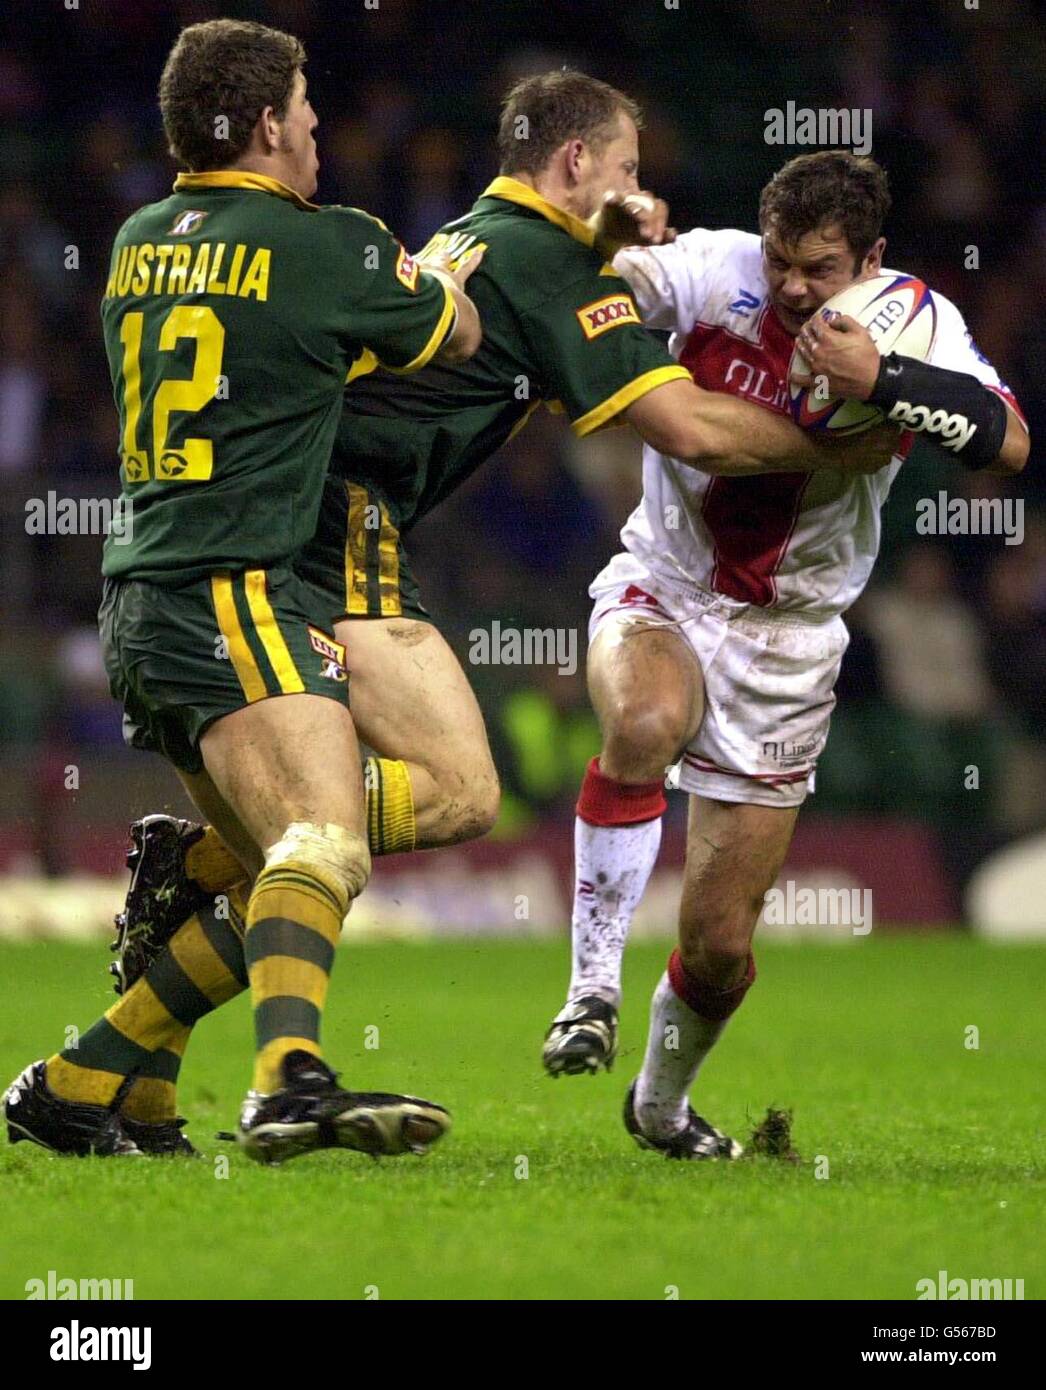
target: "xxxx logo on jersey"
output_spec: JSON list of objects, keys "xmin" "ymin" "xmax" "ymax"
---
[
  {"xmin": 576, "ymin": 294, "xmax": 641, "ymax": 340},
  {"xmin": 308, "ymin": 627, "xmax": 348, "ymax": 682}
]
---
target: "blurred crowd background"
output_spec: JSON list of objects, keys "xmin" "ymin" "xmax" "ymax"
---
[{"xmin": 1, "ymin": 0, "xmax": 1043, "ymax": 891}]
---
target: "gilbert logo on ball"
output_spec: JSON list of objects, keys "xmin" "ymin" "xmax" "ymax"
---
[{"xmin": 788, "ymin": 273, "xmax": 937, "ymax": 435}]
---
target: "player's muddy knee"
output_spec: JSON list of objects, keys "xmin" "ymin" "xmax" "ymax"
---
[
  {"xmin": 264, "ymin": 821, "xmax": 371, "ymax": 901},
  {"xmin": 679, "ymin": 921, "xmax": 753, "ymax": 991},
  {"xmin": 602, "ymin": 701, "xmax": 688, "ymax": 782},
  {"xmin": 433, "ymin": 768, "xmax": 500, "ymax": 845},
  {"xmin": 467, "ymin": 769, "xmax": 500, "ymax": 838}
]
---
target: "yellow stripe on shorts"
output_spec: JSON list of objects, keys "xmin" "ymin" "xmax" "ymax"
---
[
  {"xmin": 244, "ymin": 570, "xmax": 304, "ymax": 694},
  {"xmin": 211, "ymin": 573, "xmax": 267, "ymax": 702},
  {"xmin": 344, "ymin": 484, "xmax": 372, "ymax": 615},
  {"xmin": 377, "ymin": 504, "xmax": 402, "ymax": 616}
]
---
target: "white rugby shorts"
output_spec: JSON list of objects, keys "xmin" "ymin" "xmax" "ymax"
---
[{"xmin": 588, "ymin": 551, "xmax": 850, "ymax": 808}]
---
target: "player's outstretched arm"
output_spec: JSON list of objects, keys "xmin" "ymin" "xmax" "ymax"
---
[
  {"xmin": 417, "ymin": 247, "xmax": 484, "ymax": 364},
  {"xmin": 624, "ymin": 377, "xmax": 899, "ymax": 476}
]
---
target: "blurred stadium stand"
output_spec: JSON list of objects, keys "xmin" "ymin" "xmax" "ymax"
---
[{"xmin": 0, "ymin": 0, "xmax": 1042, "ymax": 928}]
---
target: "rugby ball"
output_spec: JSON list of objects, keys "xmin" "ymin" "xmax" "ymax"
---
[{"xmin": 788, "ymin": 273, "xmax": 937, "ymax": 434}]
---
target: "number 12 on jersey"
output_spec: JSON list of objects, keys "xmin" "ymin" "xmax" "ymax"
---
[{"xmin": 117, "ymin": 304, "xmax": 225, "ymax": 483}]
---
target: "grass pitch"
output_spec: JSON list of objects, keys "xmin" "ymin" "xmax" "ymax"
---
[{"xmin": 1, "ymin": 935, "xmax": 1042, "ymax": 1301}]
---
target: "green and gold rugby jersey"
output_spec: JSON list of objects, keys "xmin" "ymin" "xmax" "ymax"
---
[
  {"xmin": 100, "ymin": 170, "xmax": 454, "ymax": 582},
  {"xmin": 327, "ymin": 176, "xmax": 690, "ymax": 531}
]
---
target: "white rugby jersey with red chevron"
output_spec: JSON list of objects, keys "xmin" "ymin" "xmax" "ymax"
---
[{"xmin": 613, "ymin": 228, "xmax": 1026, "ymax": 620}]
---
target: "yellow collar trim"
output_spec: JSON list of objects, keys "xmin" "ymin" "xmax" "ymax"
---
[
  {"xmin": 482, "ymin": 176, "xmax": 595, "ymax": 248},
  {"xmin": 173, "ymin": 170, "xmax": 317, "ymax": 210}
]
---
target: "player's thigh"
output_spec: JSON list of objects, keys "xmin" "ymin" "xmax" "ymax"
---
[
  {"xmin": 336, "ymin": 616, "xmax": 497, "ymax": 789},
  {"xmin": 102, "ymin": 566, "xmax": 365, "ymax": 854},
  {"xmin": 587, "ymin": 614, "xmax": 704, "ymax": 770},
  {"xmin": 680, "ymin": 794, "xmax": 799, "ymax": 959},
  {"xmin": 200, "ymin": 693, "xmax": 366, "ymax": 852}
]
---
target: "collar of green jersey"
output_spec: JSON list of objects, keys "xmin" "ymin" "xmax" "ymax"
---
[
  {"xmin": 173, "ymin": 170, "xmax": 318, "ymax": 210},
  {"xmin": 481, "ymin": 176, "xmax": 596, "ymax": 248}
]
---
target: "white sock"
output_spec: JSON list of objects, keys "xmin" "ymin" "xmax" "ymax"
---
[
  {"xmin": 566, "ymin": 814, "xmax": 662, "ymax": 1007},
  {"xmin": 633, "ymin": 971, "xmax": 727, "ymax": 1138}
]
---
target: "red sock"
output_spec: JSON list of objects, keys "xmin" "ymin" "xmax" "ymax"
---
[
  {"xmin": 576, "ymin": 756, "xmax": 666, "ymax": 827},
  {"xmin": 668, "ymin": 948, "xmax": 756, "ymax": 1021}
]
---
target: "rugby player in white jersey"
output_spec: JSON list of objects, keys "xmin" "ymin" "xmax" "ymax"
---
[{"xmin": 542, "ymin": 151, "xmax": 1029, "ymax": 1159}]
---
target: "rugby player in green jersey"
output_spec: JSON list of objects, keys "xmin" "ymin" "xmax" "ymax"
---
[
  {"xmin": 3, "ymin": 19, "xmax": 483, "ymax": 1165},
  {"xmin": 292, "ymin": 71, "xmax": 898, "ymax": 859},
  {"xmin": 55, "ymin": 71, "xmax": 898, "ymax": 1152}
]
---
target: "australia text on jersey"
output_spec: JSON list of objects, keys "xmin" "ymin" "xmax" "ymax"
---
[{"xmin": 105, "ymin": 241, "xmax": 271, "ymax": 301}]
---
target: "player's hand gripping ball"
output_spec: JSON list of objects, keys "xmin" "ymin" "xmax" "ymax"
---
[{"xmin": 788, "ymin": 273, "xmax": 937, "ymax": 434}]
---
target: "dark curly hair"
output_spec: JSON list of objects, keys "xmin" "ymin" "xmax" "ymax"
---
[
  {"xmin": 759, "ymin": 151, "xmax": 891, "ymax": 265},
  {"xmin": 159, "ymin": 19, "xmax": 305, "ymax": 172}
]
